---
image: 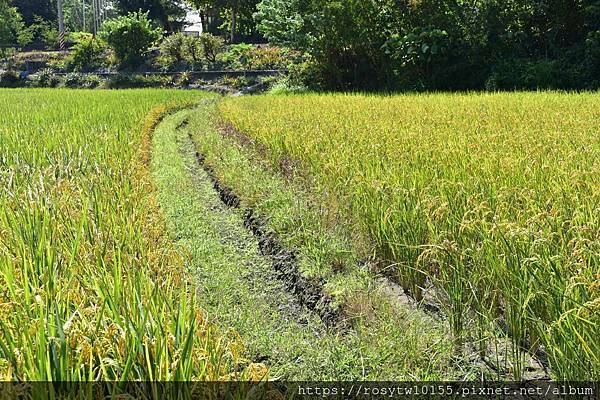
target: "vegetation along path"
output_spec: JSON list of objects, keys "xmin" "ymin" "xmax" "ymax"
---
[{"xmin": 151, "ymin": 101, "xmax": 476, "ymax": 380}]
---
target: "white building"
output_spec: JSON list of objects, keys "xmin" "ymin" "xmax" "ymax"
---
[{"xmin": 182, "ymin": 8, "xmax": 203, "ymax": 36}]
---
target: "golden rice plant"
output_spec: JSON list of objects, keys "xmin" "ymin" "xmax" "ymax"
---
[
  {"xmin": 0, "ymin": 89, "xmax": 246, "ymax": 381},
  {"xmin": 220, "ymin": 92, "xmax": 599, "ymax": 380}
]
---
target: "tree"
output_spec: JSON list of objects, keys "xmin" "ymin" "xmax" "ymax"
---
[
  {"xmin": 253, "ymin": 0, "xmax": 306, "ymax": 47},
  {"xmin": 187, "ymin": 0, "xmax": 260, "ymax": 42},
  {"xmin": 254, "ymin": 0, "xmax": 600, "ymax": 90},
  {"xmin": 0, "ymin": 0, "xmax": 31, "ymax": 52},
  {"xmin": 100, "ymin": 11, "xmax": 162, "ymax": 66},
  {"xmin": 114, "ymin": 0, "xmax": 185, "ymax": 30},
  {"xmin": 12, "ymin": 0, "xmax": 56, "ymax": 25}
]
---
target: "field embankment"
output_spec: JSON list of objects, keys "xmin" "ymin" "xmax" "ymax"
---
[
  {"xmin": 219, "ymin": 93, "xmax": 599, "ymax": 380},
  {"xmin": 0, "ymin": 89, "xmax": 246, "ymax": 381}
]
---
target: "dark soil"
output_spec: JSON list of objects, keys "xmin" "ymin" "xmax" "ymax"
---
[{"xmin": 190, "ymin": 133, "xmax": 343, "ymax": 328}]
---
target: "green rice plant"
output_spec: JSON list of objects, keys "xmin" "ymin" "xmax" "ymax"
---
[
  {"xmin": 220, "ymin": 92, "xmax": 600, "ymax": 380},
  {"xmin": 0, "ymin": 89, "xmax": 247, "ymax": 381}
]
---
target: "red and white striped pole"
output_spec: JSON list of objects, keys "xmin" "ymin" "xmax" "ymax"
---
[{"xmin": 57, "ymin": 0, "xmax": 65, "ymax": 50}]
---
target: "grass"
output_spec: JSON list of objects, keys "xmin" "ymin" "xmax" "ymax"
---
[
  {"xmin": 152, "ymin": 102, "xmax": 464, "ymax": 380},
  {"xmin": 220, "ymin": 92, "xmax": 600, "ymax": 380},
  {"xmin": 0, "ymin": 89, "xmax": 246, "ymax": 381}
]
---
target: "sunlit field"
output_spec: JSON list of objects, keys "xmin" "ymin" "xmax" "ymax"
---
[
  {"xmin": 220, "ymin": 93, "xmax": 600, "ymax": 380},
  {"xmin": 0, "ymin": 89, "xmax": 244, "ymax": 381}
]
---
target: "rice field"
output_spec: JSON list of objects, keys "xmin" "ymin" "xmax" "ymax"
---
[
  {"xmin": 0, "ymin": 89, "xmax": 245, "ymax": 381},
  {"xmin": 220, "ymin": 92, "xmax": 600, "ymax": 380}
]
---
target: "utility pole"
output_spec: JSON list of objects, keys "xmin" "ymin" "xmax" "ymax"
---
[
  {"xmin": 57, "ymin": 0, "xmax": 65, "ymax": 50},
  {"xmin": 92, "ymin": 0, "xmax": 98, "ymax": 36}
]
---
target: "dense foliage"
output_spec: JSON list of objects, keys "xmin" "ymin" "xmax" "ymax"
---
[
  {"xmin": 115, "ymin": 0, "xmax": 185, "ymax": 30},
  {"xmin": 0, "ymin": 0, "xmax": 30, "ymax": 51},
  {"xmin": 64, "ymin": 34, "xmax": 108, "ymax": 71},
  {"xmin": 100, "ymin": 11, "xmax": 162, "ymax": 67},
  {"xmin": 255, "ymin": 0, "xmax": 600, "ymax": 90}
]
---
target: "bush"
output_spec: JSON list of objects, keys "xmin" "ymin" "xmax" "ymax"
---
[
  {"xmin": 198, "ymin": 33, "xmax": 224, "ymax": 64},
  {"xmin": 219, "ymin": 43, "xmax": 255, "ymax": 69},
  {"xmin": 176, "ymin": 71, "xmax": 194, "ymax": 86},
  {"xmin": 64, "ymin": 35, "xmax": 108, "ymax": 72},
  {"xmin": 248, "ymin": 47, "xmax": 289, "ymax": 70},
  {"xmin": 220, "ymin": 75, "xmax": 255, "ymax": 89},
  {"xmin": 586, "ymin": 31, "xmax": 600, "ymax": 77},
  {"xmin": 100, "ymin": 12, "xmax": 162, "ymax": 68},
  {"xmin": 82, "ymin": 74, "xmax": 103, "ymax": 88},
  {"xmin": 383, "ymin": 28, "xmax": 452, "ymax": 90},
  {"xmin": 0, "ymin": 70, "xmax": 23, "ymax": 88},
  {"xmin": 287, "ymin": 57, "xmax": 321, "ymax": 89},
  {"xmin": 26, "ymin": 17, "xmax": 58, "ymax": 49},
  {"xmin": 487, "ymin": 58, "xmax": 584, "ymax": 90},
  {"xmin": 159, "ymin": 32, "xmax": 187, "ymax": 68},
  {"xmin": 62, "ymin": 72, "xmax": 86, "ymax": 88},
  {"xmin": 158, "ymin": 33, "xmax": 204, "ymax": 71},
  {"xmin": 100, "ymin": 74, "xmax": 171, "ymax": 89},
  {"xmin": 217, "ymin": 43, "xmax": 296, "ymax": 71},
  {"xmin": 268, "ymin": 78, "xmax": 309, "ymax": 94},
  {"xmin": 32, "ymin": 68, "xmax": 61, "ymax": 88}
]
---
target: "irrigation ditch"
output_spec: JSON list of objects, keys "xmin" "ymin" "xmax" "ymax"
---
[
  {"xmin": 206, "ymin": 113, "xmax": 551, "ymax": 381},
  {"xmin": 192, "ymin": 143, "xmax": 344, "ymax": 328},
  {"xmin": 150, "ymin": 101, "xmax": 552, "ymax": 380}
]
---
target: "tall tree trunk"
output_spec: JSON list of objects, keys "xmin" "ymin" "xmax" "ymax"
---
[
  {"xmin": 230, "ymin": 0, "xmax": 238, "ymax": 43},
  {"xmin": 199, "ymin": 10, "xmax": 207, "ymax": 34}
]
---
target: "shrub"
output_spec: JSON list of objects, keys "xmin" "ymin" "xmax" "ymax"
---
[
  {"xmin": 0, "ymin": 70, "xmax": 23, "ymax": 87},
  {"xmin": 159, "ymin": 32, "xmax": 187, "ymax": 68},
  {"xmin": 219, "ymin": 43, "xmax": 254, "ymax": 69},
  {"xmin": 100, "ymin": 12, "xmax": 162, "ymax": 68},
  {"xmin": 220, "ymin": 75, "xmax": 254, "ymax": 89},
  {"xmin": 383, "ymin": 28, "xmax": 452, "ymax": 90},
  {"xmin": 287, "ymin": 57, "xmax": 321, "ymax": 89},
  {"xmin": 487, "ymin": 58, "xmax": 583, "ymax": 90},
  {"xmin": 62, "ymin": 72, "xmax": 86, "ymax": 88},
  {"xmin": 176, "ymin": 71, "xmax": 194, "ymax": 86},
  {"xmin": 64, "ymin": 35, "xmax": 108, "ymax": 72},
  {"xmin": 184, "ymin": 35, "xmax": 203, "ymax": 68},
  {"xmin": 199, "ymin": 33, "xmax": 224, "ymax": 64},
  {"xmin": 158, "ymin": 33, "xmax": 204, "ymax": 70},
  {"xmin": 268, "ymin": 78, "xmax": 308, "ymax": 94},
  {"xmin": 25, "ymin": 17, "xmax": 58, "ymax": 49},
  {"xmin": 100, "ymin": 74, "xmax": 171, "ymax": 89},
  {"xmin": 82, "ymin": 74, "xmax": 103, "ymax": 88},
  {"xmin": 585, "ymin": 30, "xmax": 600, "ymax": 78},
  {"xmin": 33, "ymin": 68, "xmax": 61, "ymax": 88},
  {"xmin": 248, "ymin": 47, "xmax": 289, "ymax": 70}
]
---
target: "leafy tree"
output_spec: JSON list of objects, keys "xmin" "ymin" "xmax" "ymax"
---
[
  {"xmin": 114, "ymin": 0, "xmax": 185, "ymax": 30},
  {"xmin": 198, "ymin": 32, "xmax": 224, "ymax": 62},
  {"xmin": 0, "ymin": 0, "xmax": 31, "ymax": 52},
  {"xmin": 187, "ymin": 0, "xmax": 260, "ymax": 42},
  {"xmin": 252, "ymin": 0, "xmax": 600, "ymax": 90},
  {"xmin": 64, "ymin": 34, "xmax": 108, "ymax": 71},
  {"xmin": 100, "ymin": 11, "xmax": 162, "ymax": 67},
  {"xmin": 12, "ymin": 0, "xmax": 55, "ymax": 25},
  {"xmin": 253, "ymin": 0, "xmax": 306, "ymax": 47}
]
